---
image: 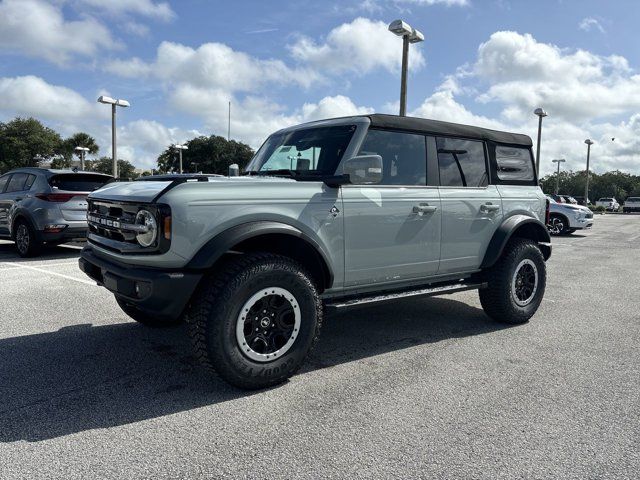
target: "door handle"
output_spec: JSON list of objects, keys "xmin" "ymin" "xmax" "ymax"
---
[
  {"xmin": 480, "ymin": 203, "xmax": 500, "ymax": 213},
  {"xmin": 413, "ymin": 204, "xmax": 437, "ymax": 215}
]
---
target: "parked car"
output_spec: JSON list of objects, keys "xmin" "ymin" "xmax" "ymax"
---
[
  {"xmin": 622, "ymin": 197, "xmax": 640, "ymax": 213},
  {"xmin": 572, "ymin": 195, "xmax": 591, "ymax": 206},
  {"xmin": 79, "ymin": 114, "xmax": 552, "ymax": 389},
  {"xmin": 548, "ymin": 194, "xmax": 566, "ymax": 203},
  {"xmin": 559, "ymin": 195, "xmax": 578, "ymax": 204},
  {"xmin": 546, "ymin": 195, "xmax": 594, "ymax": 235},
  {"xmin": 596, "ymin": 197, "xmax": 620, "ymax": 211},
  {"xmin": 0, "ymin": 168, "xmax": 113, "ymax": 256}
]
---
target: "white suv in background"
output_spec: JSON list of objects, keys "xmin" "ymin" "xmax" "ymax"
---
[
  {"xmin": 547, "ymin": 195, "xmax": 594, "ymax": 235},
  {"xmin": 596, "ymin": 197, "xmax": 620, "ymax": 211},
  {"xmin": 622, "ymin": 197, "xmax": 640, "ymax": 213}
]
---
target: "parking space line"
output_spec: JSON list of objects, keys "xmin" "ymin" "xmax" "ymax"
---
[{"xmin": 0, "ymin": 262, "xmax": 97, "ymax": 286}]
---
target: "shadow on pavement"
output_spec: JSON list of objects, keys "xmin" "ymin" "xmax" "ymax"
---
[
  {"xmin": 0, "ymin": 296, "xmax": 509, "ymax": 442},
  {"xmin": 0, "ymin": 243, "xmax": 83, "ymax": 263}
]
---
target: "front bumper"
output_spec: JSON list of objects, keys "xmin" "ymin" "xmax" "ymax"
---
[
  {"xmin": 79, "ymin": 247, "xmax": 202, "ymax": 320},
  {"xmin": 569, "ymin": 216, "xmax": 594, "ymax": 230}
]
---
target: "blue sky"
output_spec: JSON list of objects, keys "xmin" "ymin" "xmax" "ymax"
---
[{"xmin": 1, "ymin": 0, "xmax": 639, "ymax": 174}]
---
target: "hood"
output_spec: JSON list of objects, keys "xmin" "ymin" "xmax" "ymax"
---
[
  {"xmin": 89, "ymin": 180, "xmax": 172, "ymax": 203},
  {"xmin": 88, "ymin": 176, "xmax": 301, "ymax": 203}
]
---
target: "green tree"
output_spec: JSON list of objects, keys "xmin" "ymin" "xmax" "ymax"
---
[
  {"xmin": 0, "ymin": 117, "xmax": 62, "ymax": 173},
  {"xmin": 52, "ymin": 132, "xmax": 100, "ymax": 169},
  {"xmin": 86, "ymin": 157, "xmax": 138, "ymax": 179},
  {"xmin": 157, "ymin": 135, "xmax": 254, "ymax": 174}
]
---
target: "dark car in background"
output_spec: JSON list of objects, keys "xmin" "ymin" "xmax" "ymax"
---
[{"xmin": 0, "ymin": 168, "xmax": 113, "ymax": 257}]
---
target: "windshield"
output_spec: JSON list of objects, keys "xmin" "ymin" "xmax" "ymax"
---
[
  {"xmin": 547, "ymin": 196, "xmax": 557, "ymax": 204},
  {"xmin": 246, "ymin": 125, "xmax": 357, "ymax": 176}
]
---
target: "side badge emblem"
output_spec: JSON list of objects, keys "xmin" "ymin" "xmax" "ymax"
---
[{"xmin": 330, "ymin": 206, "xmax": 340, "ymax": 217}]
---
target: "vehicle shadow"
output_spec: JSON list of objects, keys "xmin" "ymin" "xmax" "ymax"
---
[
  {"xmin": 0, "ymin": 242, "xmax": 82, "ymax": 262},
  {"xmin": 0, "ymin": 296, "xmax": 509, "ymax": 442}
]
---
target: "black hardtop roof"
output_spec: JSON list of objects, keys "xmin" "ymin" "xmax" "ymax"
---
[{"xmin": 367, "ymin": 114, "xmax": 533, "ymax": 147}]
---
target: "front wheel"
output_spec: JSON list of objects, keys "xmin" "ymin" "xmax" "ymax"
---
[
  {"xmin": 479, "ymin": 238, "xmax": 546, "ymax": 324},
  {"xmin": 548, "ymin": 214, "xmax": 569, "ymax": 236},
  {"xmin": 187, "ymin": 253, "xmax": 322, "ymax": 390},
  {"xmin": 116, "ymin": 297, "xmax": 182, "ymax": 327}
]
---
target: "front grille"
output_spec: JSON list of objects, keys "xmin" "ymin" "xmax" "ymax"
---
[{"xmin": 87, "ymin": 200, "xmax": 140, "ymax": 245}]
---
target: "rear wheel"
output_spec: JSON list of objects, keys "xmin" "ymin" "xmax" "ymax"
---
[
  {"xmin": 116, "ymin": 297, "xmax": 182, "ymax": 327},
  {"xmin": 187, "ymin": 253, "xmax": 322, "ymax": 390},
  {"xmin": 479, "ymin": 238, "xmax": 546, "ymax": 324},
  {"xmin": 14, "ymin": 220, "xmax": 42, "ymax": 257}
]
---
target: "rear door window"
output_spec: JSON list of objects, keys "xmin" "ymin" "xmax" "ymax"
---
[
  {"xmin": 49, "ymin": 174, "xmax": 111, "ymax": 192},
  {"xmin": 495, "ymin": 145, "xmax": 535, "ymax": 182},
  {"xmin": 5, "ymin": 173, "xmax": 28, "ymax": 192},
  {"xmin": 437, "ymin": 137, "xmax": 488, "ymax": 187}
]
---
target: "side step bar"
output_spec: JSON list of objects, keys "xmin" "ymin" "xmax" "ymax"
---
[{"xmin": 325, "ymin": 282, "xmax": 487, "ymax": 311}]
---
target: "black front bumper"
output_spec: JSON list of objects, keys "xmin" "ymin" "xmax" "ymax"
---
[{"xmin": 79, "ymin": 247, "xmax": 202, "ymax": 320}]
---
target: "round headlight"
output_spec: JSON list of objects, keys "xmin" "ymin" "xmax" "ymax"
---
[{"xmin": 135, "ymin": 209, "xmax": 157, "ymax": 247}]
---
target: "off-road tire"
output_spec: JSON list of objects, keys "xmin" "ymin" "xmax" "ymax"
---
[
  {"xmin": 479, "ymin": 238, "xmax": 546, "ymax": 324},
  {"xmin": 116, "ymin": 296, "xmax": 182, "ymax": 327},
  {"xmin": 186, "ymin": 253, "xmax": 322, "ymax": 390},
  {"xmin": 14, "ymin": 220, "xmax": 42, "ymax": 258}
]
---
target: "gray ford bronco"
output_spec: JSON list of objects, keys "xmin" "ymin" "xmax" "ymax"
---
[{"xmin": 79, "ymin": 114, "xmax": 551, "ymax": 389}]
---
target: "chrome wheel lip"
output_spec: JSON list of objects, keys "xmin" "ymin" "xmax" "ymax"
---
[
  {"xmin": 511, "ymin": 259, "xmax": 539, "ymax": 307},
  {"xmin": 236, "ymin": 287, "xmax": 301, "ymax": 363},
  {"xmin": 16, "ymin": 224, "xmax": 29, "ymax": 254}
]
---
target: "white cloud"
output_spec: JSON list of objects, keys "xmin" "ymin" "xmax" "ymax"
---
[
  {"xmin": 74, "ymin": 0, "xmax": 175, "ymax": 21},
  {"xmin": 288, "ymin": 17, "xmax": 425, "ymax": 75},
  {"xmin": 105, "ymin": 41, "xmax": 320, "ymax": 91},
  {"xmin": 0, "ymin": 75, "xmax": 102, "ymax": 122},
  {"xmin": 579, "ymin": 17, "xmax": 605, "ymax": 34},
  {"xmin": 472, "ymin": 31, "xmax": 640, "ymax": 122},
  {"xmin": 0, "ymin": 0, "xmax": 119, "ymax": 65}
]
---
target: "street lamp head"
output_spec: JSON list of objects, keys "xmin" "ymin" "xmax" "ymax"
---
[
  {"xmin": 552, "ymin": 158, "xmax": 566, "ymax": 163},
  {"xmin": 585, "ymin": 139, "xmax": 594, "ymax": 145},
  {"xmin": 388, "ymin": 19, "xmax": 413, "ymax": 37},
  {"xmin": 172, "ymin": 144, "xmax": 188, "ymax": 150},
  {"xmin": 408, "ymin": 28, "xmax": 424, "ymax": 43},
  {"xmin": 534, "ymin": 107, "xmax": 548, "ymax": 117},
  {"xmin": 97, "ymin": 95, "xmax": 116, "ymax": 105},
  {"xmin": 74, "ymin": 146, "xmax": 90, "ymax": 152},
  {"xmin": 115, "ymin": 99, "xmax": 130, "ymax": 107}
]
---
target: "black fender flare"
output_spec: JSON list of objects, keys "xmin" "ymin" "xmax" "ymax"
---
[
  {"xmin": 10, "ymin": 209, "xmax": 39, "ymax": 241},
  {"xmin": 185, "ymin": 221, "xmax": 334, "ymax": 287},
  {"xmin": 481, "ymin": 215, "xmax": 551, "ymax": 268}
]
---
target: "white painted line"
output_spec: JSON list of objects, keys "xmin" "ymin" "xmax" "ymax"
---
[{"xmin": 0, "ymin": 262, "xmax": 97, "ymax": 286}]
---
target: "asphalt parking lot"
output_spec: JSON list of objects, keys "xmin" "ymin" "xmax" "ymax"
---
[{"xmin": 0, "ymin": 215, "xmax": 638, "ymax": 479}]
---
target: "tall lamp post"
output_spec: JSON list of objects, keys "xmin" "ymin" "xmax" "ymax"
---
[
  {"xmin": 97, "ymin": 96, "xmax": 130, "ymax": 178},
  {"xmin": 552, "ymin": 158, "xmax": 566, "ymax": 195},
  {"xmin": 172, "ymin": 144, "xmax": 188, "ymax": 174},
  {"xmin": 74, "ymin": 146, "xmax": 89, "ymax": 170},
  {"xmin": 388, "ymin": 19, "xmax": 424, "ymax": 116},
  {"xmin": 534, "ymin": 107, "xmax": 548, "ymax": 177},
  {"xmin": 584, "ymin": 139, "xmax": 594, "ymax": 204}
]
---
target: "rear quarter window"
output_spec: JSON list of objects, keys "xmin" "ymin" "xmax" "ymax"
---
[
  {"xmin": 49, "ymin": 174, "xmax": 112, "ymax": 192},
  {"xmin": 495, "ymin": 145, "xmax": 535, "ymax": 182},
  {"xmin": 0, "ymin": 175, "xmax": 9, "ymax": 193}
]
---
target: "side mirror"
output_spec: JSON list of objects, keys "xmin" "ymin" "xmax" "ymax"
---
[{"xmin": 342, "ymin": 155, "xmax": 383, "ymax": 185}]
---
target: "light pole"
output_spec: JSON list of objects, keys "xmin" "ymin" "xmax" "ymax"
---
[
  {"xmin": 97, "ymin": 96, "xmax": 130, "ymax": 178},
  {"xmin": 534, "ymin": 107, "xmax": 547, "ymax": 177},
  {"xmin": 172, "ymin": 144, "xmax": 188, "ymax": 174},
  {"xmin": 388, "ymin": 19, "xmax": 424, "ymax": 116},
  {"xmin": 74, "ymin": 146, "xmax": 89, "ymax": 170},
  {"xmin": 552, "ymin": 158, "xmax": 566, "ymax": 195},
  {"xmin": 584, "ymin": 139, "xmax": 594, "ymax": 204}
]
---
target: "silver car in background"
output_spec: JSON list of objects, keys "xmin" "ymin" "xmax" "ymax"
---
[
  {"xmin": 0, "ymin": 168, "xmax": 113, "ymax": 256},
  {"xmin": 547, "ymin": 195, "xmax": 594, "ymax": 235}
]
